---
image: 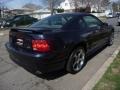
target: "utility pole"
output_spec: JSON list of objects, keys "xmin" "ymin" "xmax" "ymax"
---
[
  {"xmin": 0, "ymin": 3, "xmax": 2, "ymax": 18},
  {"xmin": 0, "ymin": 8, "xmax": 1, "ymax": 18}
]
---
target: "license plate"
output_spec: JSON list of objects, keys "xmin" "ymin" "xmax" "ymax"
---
[{"xmin": 16, "ymin": 32, "xmax": 24, "ymax": 46}]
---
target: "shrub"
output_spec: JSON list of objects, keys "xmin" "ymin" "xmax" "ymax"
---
[{"xmin": 55, "ymin": 8, "xmax": 64, "ymax": 13}]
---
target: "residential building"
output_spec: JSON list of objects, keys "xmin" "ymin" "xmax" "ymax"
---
[{"xmin": 57, "ymin": 0, "xmax": 74, "ymax": 12}]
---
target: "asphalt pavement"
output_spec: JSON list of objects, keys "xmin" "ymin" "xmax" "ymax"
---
[{"xmin": 0, "ymin": 18, "xmax": 120, "ymax": 90}]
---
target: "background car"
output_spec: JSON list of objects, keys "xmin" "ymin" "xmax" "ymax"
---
[
  {"xmin": 3, "ymin": 15, "xmax": 38, "ymax": 27},
  {"xmin": 0, "ymin": 19, "xmax": 6, "ymax": 28},
  {"xmin": 6, "ymin": 13, "xmax": 114, "ymax": 74},
  {"xmin": 106, "ymin": 13, "xmax": 114, "ymax": 18},
  {"xmin": 0, "ymin": 20, "xmax": 3, "ymax": 28}
]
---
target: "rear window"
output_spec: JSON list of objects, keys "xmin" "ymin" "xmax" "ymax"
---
[{"xmin": 30, "ymin": 14, "xmax": 75, "ymax": 29}]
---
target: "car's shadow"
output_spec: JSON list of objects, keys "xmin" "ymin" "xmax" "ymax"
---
[
  {"xmin": 11, "ymin": 45, "xmax": 107, "ymax": 80},
  {"xmin": 11, "ymin": 56, "xmax": 68, "ymax": 80},
  {"xmin": 86, "ymin": 45, "xmax": 107, "ymax": 61}
]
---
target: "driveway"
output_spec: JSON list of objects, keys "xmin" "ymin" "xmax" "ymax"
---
[{"xmin": 0, "ymin": 18, "xmax": 120, "ymax": 90}]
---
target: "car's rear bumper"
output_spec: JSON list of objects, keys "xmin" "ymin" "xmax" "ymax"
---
[{"xmin": 5, "ymin": 43, "xmax": 66, "ymax": 73}]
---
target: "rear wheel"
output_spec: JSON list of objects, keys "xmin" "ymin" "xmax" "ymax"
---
[{"xmin": 66, "ymin": 47, "xmax": 86, "ymax": 74}]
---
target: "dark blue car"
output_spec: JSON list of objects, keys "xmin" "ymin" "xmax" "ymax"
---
[{"xmin": 6, "ymin": 13, "xmax": 114, "ymax": 74}]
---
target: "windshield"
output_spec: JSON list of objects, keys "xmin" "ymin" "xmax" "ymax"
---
[
  {"xmin": 109, "ymin": 13, "xmax": 112, "ymax": 15},
  {"xmin": 30, "ymin": 14, "xmax": 75, "ymax": 29}
]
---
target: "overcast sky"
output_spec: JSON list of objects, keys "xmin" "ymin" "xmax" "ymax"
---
[
  {"xmin": 111, "ymin": 0, "xmax": 119, "ymax": 2},
  {"xmin": 3, "ymin": 0, "xmax": 119, "ymax": 9},
  {"xmin": 5, "ymin": 0, "xmax": 44, "ymax": 9}
]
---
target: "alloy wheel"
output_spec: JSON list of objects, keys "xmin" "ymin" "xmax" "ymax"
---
[{"xmin": 72, "ymin": 49, "xmax": 85, "ymax": 71}]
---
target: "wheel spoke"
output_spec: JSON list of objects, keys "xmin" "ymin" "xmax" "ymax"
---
[
  {"xmin": 76, "ymin": 64, "xmax": 80, "ymax": 71},
  {"xmin": 73, "ymin": 61, "xmax": 78, "ymax": 70}
]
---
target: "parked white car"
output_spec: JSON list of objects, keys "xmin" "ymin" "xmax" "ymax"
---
[{"xmin": 106, "ymin": 13, "xmax": 114, "ymax": 18}]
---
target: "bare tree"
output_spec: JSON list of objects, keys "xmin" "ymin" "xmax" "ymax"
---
[
  {"xmin": 72, "ymin": 0, "xmax": 80, "ymax": 9},
  {"xmin": 112, "ymin": 1, "xmax": 120, "ymax": 12},
  {"xmin": 42, "ymin": 0, "xmax": 64, "ymax": 15},
  {"xmin": 69, "ymin": 0, "xmax": 92, "ymax": 9},
  {"xmin": 0, "ymin": 0, "xmax": 13, "ymax": 18},
  {"xmin": 101, "ymin": 0, "xmax": 110, "ymax": 9},
  {"xmin": 89, "ymin": 0, "xmax": 110, "ymax": 12},
  {"xmin": 47, "ymin": 0, "xmax": 56, "ymax": 15}
]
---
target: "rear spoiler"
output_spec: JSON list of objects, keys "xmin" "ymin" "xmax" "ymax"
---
[{"xmin": 11, "ymin": 28, "xmax": 43, "ymax": 34}]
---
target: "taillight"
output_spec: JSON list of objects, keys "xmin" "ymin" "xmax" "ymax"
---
[{"xmin": 32, "ymin": 40, "xmax": 51, "ymax": 52}]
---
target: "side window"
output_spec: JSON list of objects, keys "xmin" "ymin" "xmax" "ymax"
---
[
  {"xmin": 39, "ymin": 19, "xmax": 49, "ymax": 25},
  {"xmin": 50, "ymin": 16, "xmax": 66, "ymax": 26},
  {"xmin": 83, "ymin": 16, "xmax": 102, "ymax": 28},
  {"xmin": 79, "ymin": 19, "xmax": 86, "ymax": 29},
  {"xmin": 14, "ymin": 17, "xmax": 21, "ymax": 21}
]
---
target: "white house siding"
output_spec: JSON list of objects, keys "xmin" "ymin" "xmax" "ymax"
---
[{"xmin": 58, "ymin": 0, "xmax": 74, "ymax": 12}]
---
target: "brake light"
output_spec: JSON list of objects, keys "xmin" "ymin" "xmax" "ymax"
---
[{"xmin": 32, "ymin": 40, "xmax": 50, "ymax": 52}]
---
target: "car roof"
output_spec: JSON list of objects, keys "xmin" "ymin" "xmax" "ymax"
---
[{"xmin": 56, "ymin": 12, "xmax": 91, "ymax": 16}]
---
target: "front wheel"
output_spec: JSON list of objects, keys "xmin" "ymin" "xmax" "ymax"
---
[
  {"xmin": 108, "ymin": 32, "xmax": 114, "ymax": 46},
  {"xmin": 118, "ymin": 22, "xmax": 120, "ymax": 26},
  {"xmin": 66, "ymin": 47, "xmax": 86, "ymax": 74}
]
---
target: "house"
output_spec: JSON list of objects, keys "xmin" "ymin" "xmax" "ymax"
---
[
  {"xmin": 57, "ymin": 0, "xmax": 74, "ymax": 12},
  {"xmin": 58, "ymin": 0, "xmax": 90, "ymax": 12},
  {"xmin": 58, "ymin": 0, "xmax": 105, "ymax": 13}
]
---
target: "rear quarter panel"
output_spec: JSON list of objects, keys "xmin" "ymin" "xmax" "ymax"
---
[{"xmin": 42, "ymin": 29, "xmax": 86, "ymax": 57}]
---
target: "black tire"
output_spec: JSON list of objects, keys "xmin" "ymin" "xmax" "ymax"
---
[
  {"xmin": 66, "ymin": 47, "xmax": 86, "ymax": 74},
  {"xmin": 118, "ymin": 22, "xmax": 120, "ymax": 26},
  {"xmin": 108, "ymin": 32, "xmax": 114, "ymax": 46}
]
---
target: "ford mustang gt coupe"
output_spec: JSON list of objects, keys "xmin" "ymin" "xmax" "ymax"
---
[{"xmin": 6, "ymin": 13, "xmax": 114, "ymax": 74}]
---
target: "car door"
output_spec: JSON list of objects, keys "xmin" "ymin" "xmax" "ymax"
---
[
  {"xmin": 92, "ymin": 16, "xmax": 111, "ymax": 45},
  {"xmin": 82, "ymin": 15, "xmax": 104, "ymax": 51}
]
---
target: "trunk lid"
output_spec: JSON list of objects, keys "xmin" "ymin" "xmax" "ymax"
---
[{"xmin": 9, "ymin": 27, "xmax": 53, "ymax": 52}]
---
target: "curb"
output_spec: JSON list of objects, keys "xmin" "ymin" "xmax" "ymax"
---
[{"xmin": 82, "ymin": 46, "xmax": 120, "ymax": 90}]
